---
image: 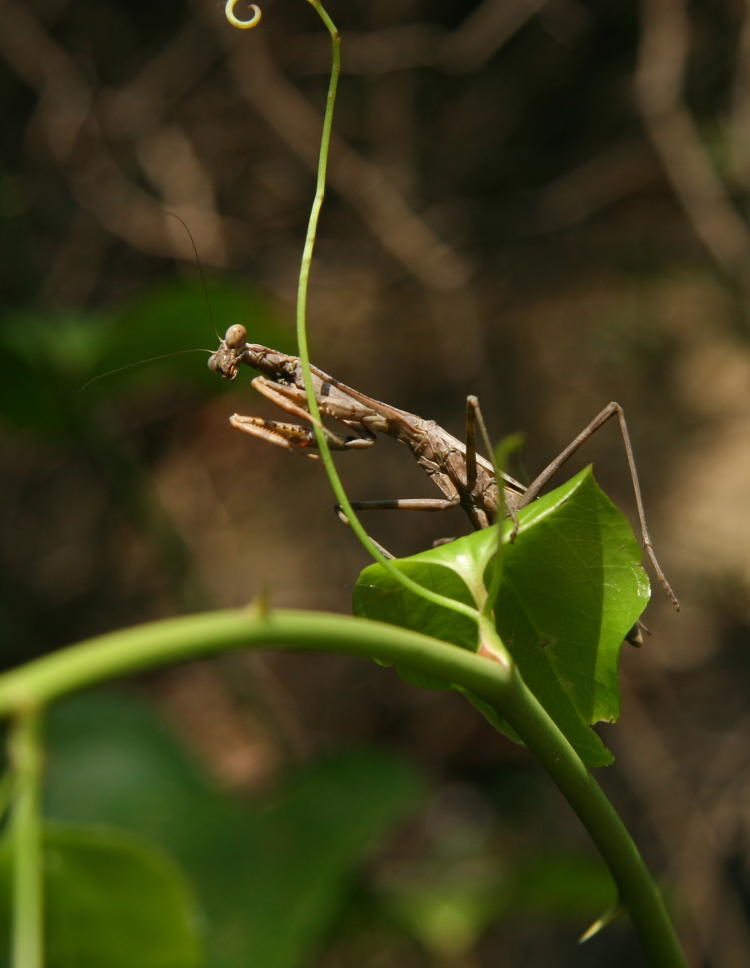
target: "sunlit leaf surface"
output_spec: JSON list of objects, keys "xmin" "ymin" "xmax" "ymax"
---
[{"xmin": 354, "ymin": 468, "xmax": 650, "ymax": 766}]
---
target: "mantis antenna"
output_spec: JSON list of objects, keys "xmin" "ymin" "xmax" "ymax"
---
[{"xmin": 225, "ymin": 0, "xmax": 262, "ymax": 29}]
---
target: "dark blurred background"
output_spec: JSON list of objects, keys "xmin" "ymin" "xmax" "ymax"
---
[{"xmin": 1, "ymin": 0, "xmax": 749, "ymax": 964}]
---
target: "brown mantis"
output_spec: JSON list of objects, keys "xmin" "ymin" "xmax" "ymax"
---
[{"xmin": 208, "ymin": 323, "xmax": 680, "ymax": 613}]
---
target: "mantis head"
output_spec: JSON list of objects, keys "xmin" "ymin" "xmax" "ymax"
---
[{"xmin": 208, "ymin": 324, "xmax": 248, "ymax": 380}]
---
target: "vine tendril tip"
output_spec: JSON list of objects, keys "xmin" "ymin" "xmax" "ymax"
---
[{"xmin": 225, "ymin": 0, "xmax": 262, "ymax": 29}]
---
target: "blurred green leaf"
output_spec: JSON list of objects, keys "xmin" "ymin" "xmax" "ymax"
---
[
  {"xmin": 378, "ymin": 848, "xmax": 614, "ymax": 958},
  {"xmin": 353, "ymin": 468, "xmax": 650, "ymax": 767},
  {"xmin": 507, "ymin": 851, "xmax": 616, "ymax": 917},
  {"xmin": 43, "ymin": 692, "xmax": 423, "ymax": 968},
  {"xmin": 0, "ymin": 278, "xmax": 290, "ymax": 434},
  {"xmin": 106, "ymin": 276, "xmax": 292, "ymax": 385},
  {"xmin": 381, "ymin": 865, "xmax": 498, "ymax": 958},
  {"xmin": 238, "ymin": 751, "xmax": 422, "ymax": 968},
  {"xmin": 0, "ymin": 822, "xmax": 202, "ymax": 968},
  {"xmin": 0, "ymin": 312, "xmax": 110, "ymax": 432}
]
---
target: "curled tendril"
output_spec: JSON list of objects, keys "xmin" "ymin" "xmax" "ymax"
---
[{"xmin": 225, "ymin": 0, "xmax": 262, "ymax": 29}]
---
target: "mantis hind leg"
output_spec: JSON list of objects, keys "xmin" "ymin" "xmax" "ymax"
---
[
  {"xmin": 333, "ymin": 498, "xmax": 462, "ymax": 558},
  {"xmin": 520, "ymin": 402, "xmax": 679, "ymax": 610},
  {"xmin": 465, "ymin": 395, "xmax": 522, "ymax": 535}
]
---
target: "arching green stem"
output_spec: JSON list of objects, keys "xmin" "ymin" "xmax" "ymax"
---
[
  {"xmin": 0, "ymin": 611, "xmax": 684, "ymax": 966},
  {"xmin": 291, "ymin": 1, "xmax": 482, "ymax": 624}
]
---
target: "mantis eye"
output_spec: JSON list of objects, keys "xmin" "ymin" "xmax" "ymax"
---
[{"xmin": 225, "ymin": 324, "xmax": 247, "ymax": 349}]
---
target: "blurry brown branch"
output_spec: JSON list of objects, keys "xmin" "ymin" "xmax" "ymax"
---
[
  {"xmin": 0, "ymin": 0, "xmax": 240, "ymax": 271},
  {"xmin": 286, "ymin": 0, "xmax": 556, "ymax": 77},
  {"xmin": 618, "ymin": 670, "xmax": 750, "ymax": 967},
  {"xmin": 535, "ymin": 140, "xmax": 660, "ymax": 231},
  {"xmin": 0, "ymin": 0, "xmax": 521, "ymax": 293},
  {"xmin": 729, "ymin": 0, "xmax": 750, "ymax": 191},
  {"xmin": 635, "ymin": 0, "xmax": 750, "ymax": 277},
  {"xmin": 222, "ymin": 27, "xmax": 474, "ymax": 291},
  {"xmin": 441, "ymin": 0, "xmax": 550, "ymax": 73}
]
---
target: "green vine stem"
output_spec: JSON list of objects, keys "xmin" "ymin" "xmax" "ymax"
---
[
  {"xmin": 223, "ymin": 0, "xmax": 482, "ymax": 625},
  {"xmin": 0, "ymin": 609, "xmax": 684, "ymax": 966},
  {"xmin": 8, "ymin": 708, "xmax": 44, "ymax": 968},
  {"xmin": 275, "ymin": 0, "xmax": 482, "ymax": 626}
]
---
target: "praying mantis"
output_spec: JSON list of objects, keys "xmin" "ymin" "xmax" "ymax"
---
[{"xmin": 208, "ymin": 323, "xmax": 680, "ymax": 615}]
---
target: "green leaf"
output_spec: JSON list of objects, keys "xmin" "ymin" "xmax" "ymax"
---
[
  {"xmin": 353, "ymin": 468, "xmax": 650, "ymax": 766},
  {"xmin": 0, "ymin": 823, "xmax": 202, "ymax": 968}
]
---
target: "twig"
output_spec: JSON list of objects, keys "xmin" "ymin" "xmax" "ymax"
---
[
  {"xmin": 222, "ymin": 28, "xmax": 473, "ymax": 290},
  {"xmin": 729, "ymin": 0, "xmax": 750, "ymax": 191},
  {"xmin": 635, "ymin": 0, "xmax": 750, "ymax": 277},
  {"xmin": 0, "ymin": 0, "xmax": 236, "ymax": 267}
]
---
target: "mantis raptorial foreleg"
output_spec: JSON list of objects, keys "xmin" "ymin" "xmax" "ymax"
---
[{"xmin": 229, "ymin": 374, "xmax": 377, "ymax": 454}]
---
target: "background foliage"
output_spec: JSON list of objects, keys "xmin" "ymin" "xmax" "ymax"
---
[{"xmin": 1, "ymin": 0, "xmax": 749, "ymax": 964}]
